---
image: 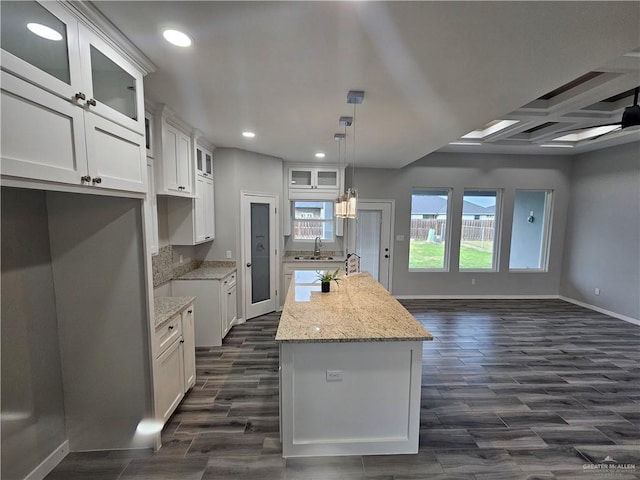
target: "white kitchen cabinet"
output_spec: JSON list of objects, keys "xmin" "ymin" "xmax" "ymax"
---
[
  {"xmin": 222, "ymin": 273, "xmax": 237, "ymax": 338},
  {"xmin": 288, "ymin": 167, "xmax": 340, "ymax": 199},
  {"xmin": 158, "ymin": 120, "xmax": 192, "ymax": 195},
  {"xmin": 153, "ymin": 301, "xmax": 195, "ymax": 423},
  {"xmin": 172, "ymin": 270, "xmax": 236, "ymax": 347},
  {"xmin": 181, "ymin": 306, "xmax": 196, "ymax": 391},
  {"xmin": 0, "ymin": 1, "xmax": 147, "ymax": 193},
  {"xmin": 155, "ymin": 337, "xmax": 184, "ymax": 423},
  {"xmin": 166, "ymin": 175, "xmax": 214, "ymax": 245},
  {"xmin": 196, "ymin": 145, "xmax": 213, "ymax": 178}
]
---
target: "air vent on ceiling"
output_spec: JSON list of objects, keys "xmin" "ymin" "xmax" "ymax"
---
[
  {"xmin": 522, "ymin": 122, "xmax": 559, "ymax": 134},
  {"xmin": 538, "ymin": 71, "xmax": 605, "ymax": 100}
]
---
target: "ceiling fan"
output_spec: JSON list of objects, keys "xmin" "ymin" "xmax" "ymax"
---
[{"xmin": 555, "ymin": 86, "xmax": 640, "ymax": 141}]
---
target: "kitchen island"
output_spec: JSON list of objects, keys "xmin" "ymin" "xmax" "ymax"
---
[{"xmin": 276, "ymin": 271, "xmax": 433, "ymax": 457}]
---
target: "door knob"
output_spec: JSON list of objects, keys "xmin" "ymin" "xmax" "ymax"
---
[{"xmin": 246, "ymin": 263, "xmax": 252, "ymax": 267}]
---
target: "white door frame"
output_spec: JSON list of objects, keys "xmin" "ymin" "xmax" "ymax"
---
[
  {"xmin": 347, "ymin": 199, "xmax": 395, "ymax": 292},
  {"xmin": 240, "ymin": 191, "xmax": 280, "ymax": 320}
]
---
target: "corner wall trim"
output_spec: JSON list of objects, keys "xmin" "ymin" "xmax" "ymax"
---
[
  {"xmin": 24, "ymin": 440, "xmax": 69, "ymax": 480},
  {"xmin": 559, "ymin": 296, "xmax": 640, "ymax": 326}
]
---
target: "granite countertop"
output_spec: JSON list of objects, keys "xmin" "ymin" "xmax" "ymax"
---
[
  {"xmin": 283, "ymin": 251, "xmax": 346, "ymax": 263},
  {"xmin": 154, "ymin": 296, "xmax": 196, "ymax": 328},
  {"xmin": 174, "ymin": 265, "xmax": 236, "ymax": 280},
  {"xmin": 275, "ymin": 272, "xmax": 433, "ymax": 343}
]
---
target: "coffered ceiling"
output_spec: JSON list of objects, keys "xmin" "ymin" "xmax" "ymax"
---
[{"xmin": 92, "ymin": 1, "xmax": 640, "ymax": 168}]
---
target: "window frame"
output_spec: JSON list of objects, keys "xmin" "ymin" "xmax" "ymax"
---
[
  {"xmin": 409, "ymin": 188, "xmax": 453, "ymax": 272},
  {"xmin": 291, "ymin": 200, "xmax": 335, "ymax": 242},
  {"xmin": 458, "ymin": 189, "xmax": 502, "ymax": 272},
  {"xmin": 508, "ymin": 189, "xmax": 554, "ymax": 272}
]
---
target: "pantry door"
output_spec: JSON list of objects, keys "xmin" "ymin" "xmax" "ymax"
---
[{"xmin": 241, "ymin": 193, "xmax": 278, "ymax": 320}]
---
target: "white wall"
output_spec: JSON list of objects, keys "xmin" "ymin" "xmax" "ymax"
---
[
  {"xmin": 1, "ymin": 187, "xmax": 66, "ymax": 480},
  {"xmin": 561, "ymin": 142, "xmax": 640, "ymax": 321},
  {"xmin": 349, "ymin": 152, "xmax": 572, "ymax": 296}
]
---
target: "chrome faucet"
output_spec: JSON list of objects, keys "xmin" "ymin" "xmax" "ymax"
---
[{"xmin": 314, "ymin": 236, "xmax": 322, "ymax": 257}]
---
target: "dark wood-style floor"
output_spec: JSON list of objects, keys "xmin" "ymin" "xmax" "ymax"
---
[{"xmin": 45, "ymin": 299, "xmax": 640, "ymax": 479}]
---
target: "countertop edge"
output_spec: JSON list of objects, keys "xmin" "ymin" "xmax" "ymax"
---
[
  {"xmin": 275, "ymin": 335, "xmax": 433, "ymax": 343},
  {"xmin": 154, "ymin": 296, "xmax": 196, "ymax": 328}
]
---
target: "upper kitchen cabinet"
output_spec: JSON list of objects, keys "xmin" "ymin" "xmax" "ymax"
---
[
  {"xmin": 153, "ymin": 105, "xmax": 193, "ymax": 197},
  {"xmin": 288, "ymin": 166, "xmax": 341, "ymax": 199},
  {"xmin": 0, "ymin": 0, "xmax": 153, "ymax": 194},
  {"xmin": 196, "ymin": 143, "xmax": 213, "ymax": 178}
]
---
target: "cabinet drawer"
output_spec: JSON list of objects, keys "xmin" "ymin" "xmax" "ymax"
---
[{"xmin": 155, "ymin": 315, "xmax": 182, "ymax": 357}]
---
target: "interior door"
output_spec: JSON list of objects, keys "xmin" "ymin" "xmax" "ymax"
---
[
  {"xmin": 348, "ymin": 201, "xmax": 393, "ymax": 291},
  {"xmin": 242, "ymin": 193, "xmax": 278, "ymax": 320}
]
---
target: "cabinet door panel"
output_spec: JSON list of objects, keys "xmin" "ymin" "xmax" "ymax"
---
[
  {"xmin": 177, "ymin": 133, "xmax": 192, "ymax": 193},
  {"xmin": 182, "ymin": 307, "xmax": 196, "ymax": 391},
  {"xmin": 156, "ymin": 339, "xmax": 184, "ymax": 422},
  {"xmin": 78, "ymin": 25, "xmax": 144, "ymax": 135},
  {"xmin": 0, "ymin": 0, "xmax": 81, "ymax": 99},
  {"xmin": 194, "ymin": 176, "xmax": 206, "ymax": 242},
  {"xmin": 1, "ymin": 72, "xmax": 87, "ymax": 184},
  {"xmin": 163, "ymin": 125, "xmax": 180, "ymax": 192},
  {"xmin": 85, "ymin": 113, "xmax": 146, "ymax": 193},
  {"xmin": 204, "ymin": 178, "xmax": 215, "ymax": 240}
]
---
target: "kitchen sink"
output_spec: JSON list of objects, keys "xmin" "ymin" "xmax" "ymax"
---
[{"xmin": 293, "ymin": 256, "xmax": 335, "ymax": 261}]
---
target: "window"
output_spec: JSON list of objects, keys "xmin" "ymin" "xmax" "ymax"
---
[
  {"xmin": 509, "ymin": 190, "xmax": 553, "ymax": 271},
  {"xmin": 293, "ymin": 201, "xmax": 334, "ymax": 241},
  {"xmin": 459, "ymin": 190, "xmax": 500, "ymax": 270},
  {"xmin": 409, "ymin": 189, "xmax": 451, "ymax": 270}
]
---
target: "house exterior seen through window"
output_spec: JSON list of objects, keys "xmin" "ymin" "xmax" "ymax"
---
[
  {"xmin": 293, "ymin": 201, "xmax": 334, "ymax": 241},
  {"xmin": 459, "ymin": 190, "xmax": 500, "ymax": 270}
]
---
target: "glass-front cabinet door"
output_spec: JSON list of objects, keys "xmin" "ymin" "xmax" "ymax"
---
[
  {"xmin": 289, "ymin": 168, "xmax": 313, "ymax": 189},
  {"xmin": 0, "ymin": 0, "xmax": 81, "ymax": 99},
  {"xmin": 315, "ymin": 169, "xmax": 339, "ymax": 189},
  {"xmin": 79, "ymin": 24, "xmax": 144, "ymax": 135}
]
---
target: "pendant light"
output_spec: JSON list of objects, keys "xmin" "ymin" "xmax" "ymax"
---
[
  {"xmin": 343, "ymin": 90, "xmax": 364, "ymax": 219},
  {"xmin": 334, "ymin": 132, "xmax": 346, "ymax": 217}
]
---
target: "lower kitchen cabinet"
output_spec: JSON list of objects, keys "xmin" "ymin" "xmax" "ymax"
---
[
  {"xmin": 154, "ymin": 301, "xmax": 195, "ymax": 423},
  {"xmin": 172, "ymin": 271, "xmax": 236, "ymax": 347}
]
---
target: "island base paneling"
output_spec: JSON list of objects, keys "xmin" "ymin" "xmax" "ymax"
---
[{"xmin": 279, "ymin": 340, "xmax": 423, "ymax": 457}]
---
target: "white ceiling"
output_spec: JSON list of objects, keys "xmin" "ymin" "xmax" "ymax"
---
[{"xmin": 93, "ymin": 1, "xmax": 640, "ymax": 168}]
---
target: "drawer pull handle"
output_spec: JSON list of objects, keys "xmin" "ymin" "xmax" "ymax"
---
[
  {"xmin": 188, "ymin": 310, "xmax": 193, "ymax": 314},
  {"xmin": 75, "ymin": 92, "xmax": 86, "ymax": 101},
  {"xmin": 180, "ymin": 339, "xmax": 184, "ymax": 344},
  {"xmin": 86, "ymin": 98, "xmax": 97, "ymax": 107},
  {"xmin": 168, "ymin": 325, "xmax": 174, "ymax": 330},
  {"xmin": 81, "ymin": 175, "xmax": 92, "ymax": 183},
  {"xmin": 92, "ymin": 177, "xmax": 102, "ymax": 184}
]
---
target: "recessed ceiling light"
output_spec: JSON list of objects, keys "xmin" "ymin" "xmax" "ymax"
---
[
  {"xmin": 315, "ymin": 152, "xmax": 325, "ymax": 158},
  {"xmin": 242, "ymin": 131, "xmax": 255, "ymax": 138},
  {"xmin": 27, "ymin": 23, "xmax": 62, "ymax": 41},
  {"xmin": 162, "ymin": 29, "xmax": 192, "ymax": 47},
  {"xmin": 449, "ymin": 141, "xmax": 483, "ymax": 146},
  {"xmin": 540, "ymin": 144, "xmax": 574, "ymax": 148}
]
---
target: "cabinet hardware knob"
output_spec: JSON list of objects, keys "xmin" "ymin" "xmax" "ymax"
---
[
  {"xmin": 384, "ymin": 254, "xmax": 389, "ymax": 258},
  {"xmin": 205, "ymin": 236, "xmax": 211, "ymax": 239},
  {"xmin": 75, "ymin": 92, "xmax": 86, "ymax": 101},
  {"xmin": 168, "ymin": 325, "xmax": 174, "ymax": 330},
  {"xmin": 86, "ymin": 98, "xmax": 97, "ymax": 107},
  {"xmin": 92, "ymin": 177, "xmax": 102, "ymax": 184},
  {"xmin": 246, "ymin": 263, "xmax": 252, "ymax": 267},
  {"xmin": 224, "ymin": 281, "xmax": 227, "ymax": 284},
  {"xmin": 80, "ymin": 175, "xmax": 92, "ymax": 183},
  {"xmin": 188, "ymin": 310, "xmax": 192, "ymax": 314},
  {"xmin": 180, "ymin": 339, "xmax": 184, "ymax": 344},
  {"xmin": 228, "ymin": 292, "xmax": 232, "ymax": 295}
]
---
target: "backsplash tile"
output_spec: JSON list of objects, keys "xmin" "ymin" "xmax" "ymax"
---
[{"xmin": 152, "ymin": 245, "xmax": 173, "ymax": 287}]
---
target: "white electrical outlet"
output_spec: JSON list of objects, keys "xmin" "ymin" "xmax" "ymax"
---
[
  {"xmin": 396, "ymin": 235, "xmax": 405, "ymax": 242},
  {"xmin": 179, "ymin": 254, "xmax": 183, "ymax": 264},
  {"xmin": 226, "ymin": 250, "xmax": 232, "ymax": 259},
  {"xmin": 326, "ymin": 370, "xmax": 343, "ymax": 381},
  {"xmin": 594, "ymin": 288, "xmax": 600, "ymax": 295},
  {"xmin": 471, "ymin": 278, "xmax": 476, "ymax": 285}
]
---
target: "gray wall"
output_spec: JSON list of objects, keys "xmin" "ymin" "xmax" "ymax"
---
[
  {"xmin": 46, "ymin": 192, "xmax": 154, "ymax": 451},
  {"xmin": 1, "ymin": 188, "xmax": 66, "ymax": 480},
  {"xmin": 561, "ymin": 142, "xmax": 640, "ymax": 320},
  {"xmin": 349, "ymin": 152, "xmax": 572, "ymax": 296},
  {"xmin": 199, "ymin": 148, "xmax": 284, "ymax": 317}
]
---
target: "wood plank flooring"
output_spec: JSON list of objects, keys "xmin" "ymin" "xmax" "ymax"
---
[{"xmin": 44, "ymin": 299, "xmax": 640, "ymax": 479}]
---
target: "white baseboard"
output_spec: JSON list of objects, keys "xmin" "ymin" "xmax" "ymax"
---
[
  {"xmin": 394, "ymin": 294, "xmax": 558, "ymax": 300},
  {"xmin": 231, "ymin": 317, "xmax": 245, "ymax": 327},
  {"xmin": 559, "ymin": 296, "xmax": 640, "ymax": 326},
  {"xmin": 25, "ymin": 440, "xmax": 69, "ymax": 480}
]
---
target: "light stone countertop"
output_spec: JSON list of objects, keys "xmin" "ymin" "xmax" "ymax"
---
[
  {"xmin": 275, "ymin": 272, "xmax": 433, "ymax": 343},
  {"xmin": 174, "ymin": 265, "xmax": 236, "ymax": 280},
  {"xmin": 154, "ymin": 296, "xmax": 196, "ymax": 328}
]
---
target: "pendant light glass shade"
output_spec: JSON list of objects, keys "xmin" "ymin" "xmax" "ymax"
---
[{"xmin": 344, "ymin": 188, "xmax": 357, "ymax": 219}]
